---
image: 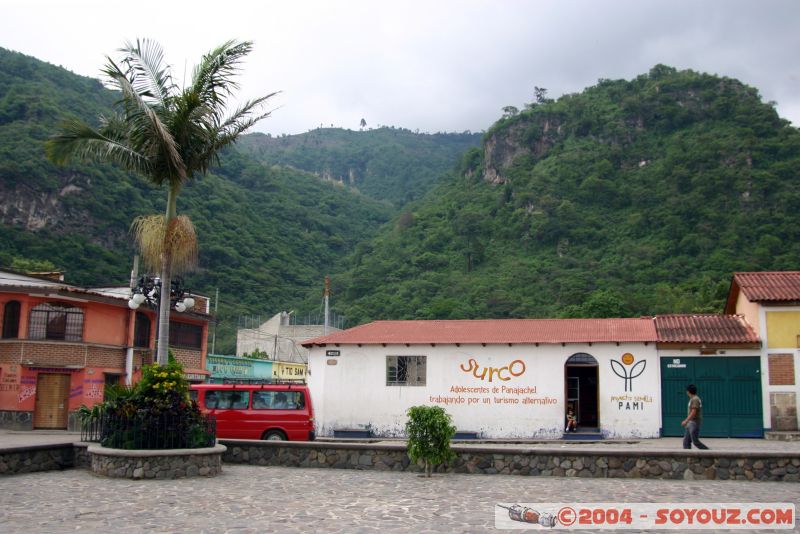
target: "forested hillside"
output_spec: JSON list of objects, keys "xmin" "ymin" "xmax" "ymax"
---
[
  {"xmin": 238, "ymin": 128, "xmax": 480, "ymax": 206},
  {"xmin": 0, "ymin": 48, "xmax": 396, "ymax": 351},
  {"xmin": 4, "ymin": 48, "xmax": 800, "ymax": 346},
  {"xmin": 333, "ymin": 66, "xmax": 800, "ymax": 323}
]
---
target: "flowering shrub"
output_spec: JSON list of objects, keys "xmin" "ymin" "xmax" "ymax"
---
[{"xmin": 90, "ymin": 359, "xmax": 214, "ymax": 450}]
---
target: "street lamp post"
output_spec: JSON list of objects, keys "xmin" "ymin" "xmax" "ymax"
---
[{"xmin": 128, "ymin": 275, "xmax": 195, "ymax": 364}]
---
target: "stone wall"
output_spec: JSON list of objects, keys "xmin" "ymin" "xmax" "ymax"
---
[
  {"xmin": 220, "ymin": 440, "xmax": 800, "ymax": 482},
  {"xmin": 0, "ymin": 444, "xmax": 75, "ymax": 475},
  {"xmin": 88, "ymin": 445, "xmax": 225, "ymax": 479}
]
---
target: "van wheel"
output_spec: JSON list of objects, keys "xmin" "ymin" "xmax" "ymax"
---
[{"xmin": 262, "ymin": 430, "xmax": 287, "ymax": 441}]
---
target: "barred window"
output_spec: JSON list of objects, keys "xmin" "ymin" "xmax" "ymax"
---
[
  {"xmin": 133, "ymin": 312, "xmax": 151, "ymax": 348},
  {"xmin": 169, "ymin": 321, "xmax": 203, "ymax": 349},
  {"xmin": 29, "ymin": 302, "xmax": 84, "ymax": 341},
  {"xmin": 386, "ymin": 356, "xmax": 426, "ymax": 386}
]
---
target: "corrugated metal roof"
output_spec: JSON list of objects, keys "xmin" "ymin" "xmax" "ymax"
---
[
  {"xmin": 733, "ymin": 271, "xmax": 800, "ymax": 303},
  {"xmin": 303, "ymin": 318, "xmax": 658, "ymax": 346},
  {"xmin": 654, "ymin": 314, "xmax": 759, "ymax": 344}
]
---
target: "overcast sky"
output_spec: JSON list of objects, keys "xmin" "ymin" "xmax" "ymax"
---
[{"xmin": 2, "ymin": 0, "xmax": 799, "ymax": 135}]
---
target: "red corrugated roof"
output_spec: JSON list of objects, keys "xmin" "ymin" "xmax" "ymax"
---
[
  {"xmin": 733, "ymin": 271, "xmax": 800, "ymax": 303},
  {"xmin": 302, "ymin": 318, "xmax": 658, "ymax": 346},
  {"xmin": 654, "ymin": 314, "xmax": 759, "ymax": 344}
]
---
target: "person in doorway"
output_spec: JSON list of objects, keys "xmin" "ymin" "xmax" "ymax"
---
[
  {"xmin": 681, "ymin": 384, "xmax": 709, "ymax": 449},
  {"xmin": 565, "ymin": 408, "xmax": 578, "ymax": 432}
]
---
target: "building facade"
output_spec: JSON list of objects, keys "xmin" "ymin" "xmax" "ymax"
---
[
  {"xmin": 305, "ymin": 319, "xmax": 663, "ymax": 439},
  {"xmin": 0, "ymin": 270, "xmax": 210, "ymax": 430},
  {"xmin": 304, "ymin": 309, "xmax": 766, "ymax": 440},
  {"xmin": 725, "ymin": 272, "xmax": 800, "ymax": 433},
  {"xmin": 237, "ymin": 311, "xmax": 340, "ymax": 363}
]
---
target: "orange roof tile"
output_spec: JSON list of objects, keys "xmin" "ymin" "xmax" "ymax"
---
[
  {"xmin": 654, "ymin": 314, "xmax": 759, "ymax": 344},
  {"xmin": 302, "ymin": 318, "xmax": 657, "ymax": 346},
  {"xmin": 732, "ymin": 271, "xmax": 800, "ymax": 303}
]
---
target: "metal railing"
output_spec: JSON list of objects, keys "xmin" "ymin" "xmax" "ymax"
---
[{"xmin": 81, "ymin": 413, "xmax": 216, "ymax": 450}]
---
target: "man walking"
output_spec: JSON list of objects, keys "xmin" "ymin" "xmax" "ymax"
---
[{"xmin": 681, "ymin": 384, "xmax": 709, "ymax": 449}]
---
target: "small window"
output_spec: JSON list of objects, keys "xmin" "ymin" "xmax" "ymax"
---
[
  {"xmin": 169, "ymin": 321, "xmax": 203, "ymax": 349},
  {"xmin": 29, "ymin": 302, "xmax": 84, "ymax": 341},
  {"xmin": 133, "ymin": 312, "xmax": 151, "ymax": 348},
  {"xmin": 386, "ymin": 356, "xmax": 426, "ymax": 386},
  {"xmin": 252, "ymin": 390, "xmax": 306, "ymax": 410},
  {"xmin": 2, "ymin": 300, "xmax": 21, "ymax": 339},
  {"xmin": 205, "ymin": 390, "xmax": 250, "ymax": 410}
]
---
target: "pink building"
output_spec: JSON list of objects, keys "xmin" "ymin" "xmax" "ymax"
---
[{"xmin": 0, "ymin": 269, "xmax": 210, "ymax": 430}]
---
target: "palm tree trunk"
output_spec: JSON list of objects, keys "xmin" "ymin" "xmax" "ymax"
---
[{"xmin": 155, "ymin": 186, "xmax": 179, "ymax": 365}]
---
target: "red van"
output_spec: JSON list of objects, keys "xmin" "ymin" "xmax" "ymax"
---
[{"xmin": 190, "ymin": 382, "xmax": 315, "ymax": 441}]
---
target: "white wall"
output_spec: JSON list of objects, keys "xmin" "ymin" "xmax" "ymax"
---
[
  {"xmin": 308, "ymin": 342, "xmax": 660, "ymax": 439},
  {"xmin": 237, "ymin": 313, "xmax": 340, "ymax": 363}
]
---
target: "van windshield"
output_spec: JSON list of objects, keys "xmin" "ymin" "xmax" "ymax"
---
[{"xmin": 252, "ymin": 391, "xmax": 305, "ymax": 410}]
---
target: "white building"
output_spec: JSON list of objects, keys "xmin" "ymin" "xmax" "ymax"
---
[
  {"xmin": 305, "ymin": 318, "xmax": 662, "ymax": 439},
  {"xmin": 304, "ymin": 314, "xmax": 763, "ymax": 440}
]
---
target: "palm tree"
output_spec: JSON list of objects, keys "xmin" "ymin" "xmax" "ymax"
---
[{"xmin": 47, "ymin": 39, "xmax": 276, "ymax": 365}]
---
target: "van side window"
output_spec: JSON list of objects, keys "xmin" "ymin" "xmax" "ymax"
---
[
  {"xmin": 207, "ymin": 390, "xmax": 250, "ymax": 410},
  {"xmin": 252, "ymin": 391, "xmax": 305, "ymax": 410}
]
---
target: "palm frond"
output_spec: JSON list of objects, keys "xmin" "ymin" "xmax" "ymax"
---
[
  {"xmin": 104, "ymin": 62, "xmax": 186, "ymax": 184},
  {"xmin": 116, "ymin": 38, "xmax": 175, "ymax": 106},
  {"xmin": 216, "ymin": 92, "xmax": 279, "ymax": 131},
  {"xmin": 45, "ymin": 117, "xmax": 149, "ymax": 171},
  {"xmin": 186, "ymin": 94, "xmax": 277, "ymax": 173},
  {"xmin": 190, "ymin": 40, "xmax": 253, "ymax": 107}
]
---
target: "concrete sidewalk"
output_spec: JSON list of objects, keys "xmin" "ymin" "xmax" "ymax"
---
[
  {"xmin": 0, "ymin": 430, "xmax": 84, "ymax": 449},
  {"xmin": 2, "ymin": 429, "xmax": 799, "ymax": 453}
]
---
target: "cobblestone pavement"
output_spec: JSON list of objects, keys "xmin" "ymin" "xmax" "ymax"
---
[{"xmin": 1, "ymin": 465, "xmax": 798, "ymax": 533}]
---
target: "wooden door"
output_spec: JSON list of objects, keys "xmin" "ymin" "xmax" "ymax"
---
[{"xmin": 33, "ymin": 373, "xmax": 70, "ymax": 429}]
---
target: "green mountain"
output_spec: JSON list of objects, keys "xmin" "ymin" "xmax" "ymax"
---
[
  {"xmin": 238, "ymin": 127, "xmax": 481, "ymax": 207},
  {"xmin": 0, "ymin": 48, "xmax": 399, "ymax": 351},
  {"xmin": 333, "ymin": 65, "xmax": 800, "ymax": 323}
]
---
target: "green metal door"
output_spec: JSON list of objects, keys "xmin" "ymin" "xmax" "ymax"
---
[{"xmin": 660, "ymin": 357, "xmax": 762, "ymax": 438}]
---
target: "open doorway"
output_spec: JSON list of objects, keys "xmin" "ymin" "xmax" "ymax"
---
[{"xmin": 565, "ymin": 353, "xmax": 598, "ymax": 429}]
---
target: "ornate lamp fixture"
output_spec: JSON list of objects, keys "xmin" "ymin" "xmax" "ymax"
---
[{"xmin": 128, "ymin": 275, "xmax": 195, "ymax": 312}]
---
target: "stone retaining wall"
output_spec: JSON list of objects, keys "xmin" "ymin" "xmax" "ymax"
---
[
  {"xmin": 220, "ymin": 440, "xmax": 800, "ymax": 482},
  {"xmin": 88, "ymin": 444, "xmax": 226, "ymax": 479},
  {"xmin": 0, "ymin": 443, "xmax": 75, "ymax": 475}
]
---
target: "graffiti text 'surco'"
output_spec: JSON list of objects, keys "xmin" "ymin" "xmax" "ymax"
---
[{"xmin": 460, "ymin": 358, "xmax": 526, "ymax": 382}]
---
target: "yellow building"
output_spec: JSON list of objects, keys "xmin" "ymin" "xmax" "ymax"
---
[{"xmin": 726, "ymin": 272, "xmax": 800, "ymax": 433}]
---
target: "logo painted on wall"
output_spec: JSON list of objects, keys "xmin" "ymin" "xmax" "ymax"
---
[
  {"xmin": 460, "ymin": 358, "xmax": 526, "ymax": 382},
  {"xmin": 610, "ymin": 353, "xmax": 646, "ymax": 392}
]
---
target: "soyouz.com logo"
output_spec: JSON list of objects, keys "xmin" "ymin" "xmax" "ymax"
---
[{"xmin": 494, "ymin": 503, "xmax": 795, "ymax": 530}]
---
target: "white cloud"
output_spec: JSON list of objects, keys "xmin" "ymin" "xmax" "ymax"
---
[{"xmin": 1, "ymin": 0, "xmax": 798, "ymax": 133}]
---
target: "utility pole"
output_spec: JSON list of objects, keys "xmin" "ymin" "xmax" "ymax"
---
[
  {"xmin": 324, "ymin": 275, "xmax": 330, "ymax": 335},
  {"xmin": 211, "ymin": 287, "xmax": 219, "ymax": 355},
  {"xmin": 125, "ymin": 255, "xmax": 139, "ymax": 386}
]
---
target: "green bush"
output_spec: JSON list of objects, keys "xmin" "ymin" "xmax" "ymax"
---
[
  {"xmin": 85, "ymin": 359, "xmax": 214, "ymax": 450},
  {"xmin": 405, "ymin": 405, "xmax": 457, "ymax": 477}
]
